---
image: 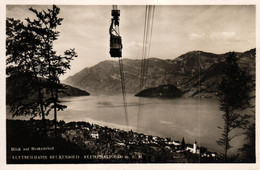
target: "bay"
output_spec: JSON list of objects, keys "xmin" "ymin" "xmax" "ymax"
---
[
  {"xmin": 7, "ymin": 94, "xmax": 246, "ymax": 154},
  {"xmin": 56, "ymin": 95, "xmax": 225, "ymax": 153}
]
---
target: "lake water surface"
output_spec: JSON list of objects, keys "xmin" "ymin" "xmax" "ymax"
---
[
  {"xmin": 7, "ymin": 94, "xmax": 246, "ymax": 154},
  {"xmin": 56, "ymin": 95, "xmax": 224, "ymax": 153}
]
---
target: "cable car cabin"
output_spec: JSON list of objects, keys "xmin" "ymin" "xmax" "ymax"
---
[
  {"xmin": 109, "ymin": 8, "xmax": 122, "ymax": 58},
  {"xmin": 110, "ymin": 35, "xmax": 122, "ymax": 58}
]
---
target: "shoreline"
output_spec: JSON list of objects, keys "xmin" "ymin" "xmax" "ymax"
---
[{"xmin": 6, "ymin": 119, "xmax": 222, "ymax": 163}]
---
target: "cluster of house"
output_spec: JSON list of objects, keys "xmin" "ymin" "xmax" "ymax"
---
[
  {"xmin": 87, "ymin": 128, "xmax": 217, "ymax": 158},
  {"xmin": 58, "ymin": 121, "xmax": 218, "ymax": 159}
]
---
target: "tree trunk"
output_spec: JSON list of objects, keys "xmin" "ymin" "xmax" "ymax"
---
[
  {"xmin": 32, "ymin": 63, "xmax": 47, "ymax": 138},
  {"xmin": 224, "ymin": 111, "xmax": 230, "ymax": 162},
  {"xmin": 39, "ymin": 92, "xmax": 47, "ymax": 138},
  {"xmin": 51, "ymin": 90, "xmax": 58, "ymax": 139}
]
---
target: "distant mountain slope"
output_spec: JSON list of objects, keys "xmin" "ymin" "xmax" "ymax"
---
[
  {"xmin": 59, "ymin": 84, "xmax": 90, "ymax": 97},
  {"xmin": 63, "ymin": 49, "xmax": 255, "ymax": 97},
  {"xmin": 135, "ymin": 84, "xmax": 182, "ymax": 98},
  {"xmin": 6, "ymin": 77, "xmax": 90, "ymax": 105}
]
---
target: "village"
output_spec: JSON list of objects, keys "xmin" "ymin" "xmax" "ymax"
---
[{"xmin": 46, "ymin": 120, "xmax": 221, "ymax": 163}]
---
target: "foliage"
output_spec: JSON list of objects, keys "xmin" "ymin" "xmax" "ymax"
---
[
  {"xmin": 6, "ymin": 16, "xmax": 48, "ymax": 133},
  {"xmin": 25, "ymin": 6, "xmax": 77, "ymax": 121},
  {"xmin": 239, "ymin": 121, "xmax": 255, "ymax": 163},
  {"xmin": 6, "ymin": 5, "xmax": 77, "ymax": 136},
  {"xmin": 216, "ymin": 52, "xmax": 254, "ymax": 162},
  {"xmin": 6, "ymin": 72, "xmax": 40, "ymax": 118}
]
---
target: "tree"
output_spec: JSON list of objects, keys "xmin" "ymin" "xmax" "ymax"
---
[
  {"xmin": 6, "ymin": 5, "xmax": 77, "ymax": 138},
  {"xmin": 239, "ymin": 118, "xmax": 255, "ymax": 163},
  {"xmin": 6, "ymin": 17, "xmax": 48, "ymax": 135},
  {"xmin": 216, "ymin": 52, "xmax": 254, "ymax": 162},
  {"xmin": 25, "ymin": 5, "xmax": 77, "ymax": 138}
]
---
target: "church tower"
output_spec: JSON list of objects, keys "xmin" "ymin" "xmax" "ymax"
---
[{"xmin": 193, "ymin": 141, "xmax": 197, "ymax": 154}]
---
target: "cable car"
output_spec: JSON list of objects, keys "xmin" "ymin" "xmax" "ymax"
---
[
  {"xmin": 110, "ymin": 36, "xmax": 122, "ymax": 57},
  {"xmin": 109, "ymin": 9, "xmax": 122, "ymax": 58}
]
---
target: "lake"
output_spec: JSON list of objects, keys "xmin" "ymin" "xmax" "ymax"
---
[{"xmin": 7, "ymin": 94, "xmax": 246, "ymax": 154}]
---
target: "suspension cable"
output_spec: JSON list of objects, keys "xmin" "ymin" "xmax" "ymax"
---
[
  {"xmin": 144, "ymin": 5, "xmax": 155, "ymax": 84},
  {"xmin": 137, "ymin": 6, "xmax": 149, "ymax": 131},
  {"xmin": 112, "ymin": 5, "xmax": 117, "ymax": 10},
  {"xmin": 119, "ymin": 58, "xmax": 129, "ymax": 127},
  {"xmin": 110, "ymin": 5, "xmax": 129, "ymax": 128},
  {"xmin": 140, "ymin": 6, "xmax": 148, "ymax": 89},
  {"xmin": 137, "ymin": 5, "xmax": 155, "ymax": 131}
]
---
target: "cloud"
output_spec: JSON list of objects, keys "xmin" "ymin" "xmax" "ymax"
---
[
  {"xmin": 189, "ymin": 33, "xmax": 205, "ymax": 40},
  {"xmin": 160, "ymin": 120, "xmax": 177, "ymax": 128},
  {"xmin": 122, "ymin": 41, "xmax": 143, "ymax": 58},
  {"xmin": 210, "ymin": 31, "xmax": 237, "ymax": 40},
  {"xmin": 127, "ymin": 41, "xmax": 143, "ymax": 48}
]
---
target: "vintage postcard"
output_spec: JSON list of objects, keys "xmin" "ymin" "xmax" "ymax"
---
[{"xmin": 1, "ymin": 0, "xmax": 259, "ymax": 170}]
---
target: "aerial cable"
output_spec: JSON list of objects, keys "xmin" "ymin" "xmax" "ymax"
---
[
  {"xmin": 137, "ymin": 6, "xmax": 149, "ymax": 131},
  {"xmin": 141, "ymin": 5, "xmax": 155, "ymax": 88},
  {"xmin": 109, "ymin": 5, "xmax": 129, "ymax": 128},
  {"xmin": 112, "ymin": 5, "xmax": 117, "ymax": 10},
  {"xmin": 137, "ymin": 5, "xmax": 155, "ymax": 132},
  {"xmin": 140, "ymin": 6, "xmax": 148, "ymax": 88},
  {"xmin": 144, "ymin": 5, "xmax": 155, "ymax": 85},
  {"xmin": 119, "ymin": 58, "xmax": 129, "ymax": 127}
]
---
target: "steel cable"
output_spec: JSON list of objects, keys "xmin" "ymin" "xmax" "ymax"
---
[
  {"xmin": 137, "ymin": 5, "xmax": 155, "ymax": 132},
  {"xmin": 118, "ymin": 58, "xmax": 129, "ymax": 127}
]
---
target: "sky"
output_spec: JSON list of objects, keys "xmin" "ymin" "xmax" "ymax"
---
[{"xmin": 6, "ymin": 5, "xmax": 255, "ymax": 80}]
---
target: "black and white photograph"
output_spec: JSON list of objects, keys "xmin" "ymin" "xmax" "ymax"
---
[{"xmin": 1, "ymin": 1, "xmax": 259, "ymax": 169}]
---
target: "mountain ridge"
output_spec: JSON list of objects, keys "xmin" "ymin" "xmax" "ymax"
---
[
  {"xmin": 6, "ymin": 76, "xmax": 90, "ymax": 105},
  {"xmin": 63, "ymin": 49, "xmax": 255, "ymax": 97}
]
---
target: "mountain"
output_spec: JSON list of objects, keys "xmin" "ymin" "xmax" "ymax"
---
[
  {"xmin": 135, "ymin": 84, "xmax": 182, "ymax": 98},
  {"xmin": 6, "ymin": 76, "xmax": 89, "ymax": 105},
  {"xmin": 58, "ymin": 84, "xmax": 90, "ymax": 97},
  {"xmin": 63, "ymin": 49, "xmax": 255, "ymax": 97}
]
